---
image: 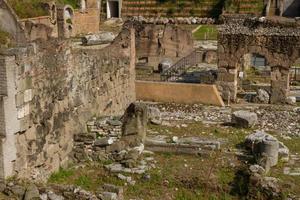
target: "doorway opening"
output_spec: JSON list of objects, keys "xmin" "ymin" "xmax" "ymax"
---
[{"xmin": 107, "ymin": 0, "xmax": 120, "ymax": 18}]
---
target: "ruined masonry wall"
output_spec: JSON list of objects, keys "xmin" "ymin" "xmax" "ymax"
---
[{"xmin": 1, "ymin": 27, "xmax": 136, "ymax": 180}]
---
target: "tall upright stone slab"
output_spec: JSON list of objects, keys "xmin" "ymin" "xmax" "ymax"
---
[{"xmin": 121, "ymin": 102, "xmax": 148, "ymax": 147}]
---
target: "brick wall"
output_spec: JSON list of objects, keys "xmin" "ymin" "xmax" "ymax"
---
[{"xmin": 0, "ymin": 25, "xmax": 136, "ymax": 180}]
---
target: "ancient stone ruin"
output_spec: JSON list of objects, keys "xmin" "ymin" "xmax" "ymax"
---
[{"xmin": 0, "ymin": 0, "xmax": 300, "ymax": 199}]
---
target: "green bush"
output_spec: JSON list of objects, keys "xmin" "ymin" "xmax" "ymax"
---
[{"xmin": 0, "ymin": 30, "xmax": 10, "ymax": 46}]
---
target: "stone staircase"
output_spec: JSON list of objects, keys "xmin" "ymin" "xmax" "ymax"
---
[{"xmin": 160, "ymin": 49, "xmax": 203, "ymax": 82}]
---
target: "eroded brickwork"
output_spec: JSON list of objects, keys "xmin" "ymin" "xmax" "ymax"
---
[{"xmin": 0, "ymin": 25, "xmax": 136, "ymax": 181}]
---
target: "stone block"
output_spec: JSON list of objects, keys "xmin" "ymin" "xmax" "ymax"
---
[
  {"xmin": 231, "ymin": 110, "xmax": 258, "ymax": 128},
  {"xmin": 15, "ymin": 92, "xmax": 24, "ymax": 107},
  {"xmin": 24, "ymin": 89, "xmax": 33, "ymax": 103}
]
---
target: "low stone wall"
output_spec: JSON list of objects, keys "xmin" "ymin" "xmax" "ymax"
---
[
  {"xmin": 136, "ymin": 81, "xmax": 224, "ymax": 106},
  {"xmin": 0, "ymin": 25, "xmax": 136, "ymax": 181},
  {"xmin": 130, "ymin": 16, "xmax": 216, "ymax": 25}
]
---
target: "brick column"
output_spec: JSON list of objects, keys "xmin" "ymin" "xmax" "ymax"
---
[{"xmin": 270, "ymin": 67, "xmax": 290, "ymax": 104}]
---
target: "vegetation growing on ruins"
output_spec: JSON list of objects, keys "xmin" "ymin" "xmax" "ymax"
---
[
  {"xmin": 0, "ymin": 29, "xmax": 11, "ymax": 47},
  {"xmin": 8, "ymin": 0, "xmax": 79, "ymax": 18}
]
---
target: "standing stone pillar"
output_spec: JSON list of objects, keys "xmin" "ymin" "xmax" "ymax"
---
[
  {"xmin": 121, "ymin": 102, "xmax": 148, "ymax": 147},
  {"xmin": 217, "ymin": 67, "xmax": 238, "ymax": 102},
  {"xmin": 270, "ymin": 66, "xmax": 290, "ymax": 104}
]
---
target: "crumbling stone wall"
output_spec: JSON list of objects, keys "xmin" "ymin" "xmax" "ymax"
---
[
  {"xmin": 0, "ymin": 25, "xmax": 136, "ymax": 181},
  {"xmin": 135, "ymin": 24, "xmax": 194, "ymax": 69},
  {"xmin": 0, "ymin": 0, "xmax": 26, "ymax": 43},
  {"xmin": 218, "ymin": 16, "xmax": 300, "ymax": 103}
]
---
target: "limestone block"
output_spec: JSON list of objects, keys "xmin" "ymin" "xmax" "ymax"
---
[
  {"xmin": 24, "ymin": 184, "xmax": 39, "ymax": 200},
  {"xmin": 231, "ymin": 110, "xmax": 258, "ymax": 128},
  {"xmin": 15, "ymin": 92, "xmax": 24, "ymax": 107},
  {"xmin": 25, "ymin": 127, "xmax": 37, "ymax": 141},
  {"xmin": 24, "ymin": 89, "xmax": 33, "ymax": 103},
  {"xmin": 94, "ymin": 137, "xmax": 114, "ymax": 147},
  {"xmin": 17, "ymin": 106, "xmax": 25, "ymax": 119}
]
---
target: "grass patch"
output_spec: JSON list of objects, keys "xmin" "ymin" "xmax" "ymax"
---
[
  {"xmin": 48, "ymin": 167, "xmax": 75, "ymax": 183},
  {"xmin": 193, "ymin": 25, "xmax": 218, "ymax": 40},
  {"xmin": 8, "ymin": 0, "xmax": 79, "ymax": 19},
  {"xmin": 75, "ymin": 175, "xmax": 93, "ymax": 189}
]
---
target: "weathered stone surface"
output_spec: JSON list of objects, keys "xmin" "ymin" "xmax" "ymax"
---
[
  {"xmin": 245, "ymin": 131, "xmax": 283, "ymax": 172},
  {"xmin": 102, "ymin": 184, "xmax": 123, "ymax": 200},
  {"xmin": 47, "ymin": 191, "xmax": 64, "ymax": 200},
  {"xmin": 6, "ymin": 185, "xmax": 26, "ymax": 199},
  {"xmin": 254, "ymin": 89, "xmax": 270, "ymax": 104},
  {"xmin": 81, "ymin": 32, "xmax": 116, "ymax": 46},
  {"xmin": 101, "ymin": 192, "xmax": 117, "ymax": 200},
  {"xmin": 24, "ymin": 184, "xmax": 40, "ymax": 200},
  {"xmin": 148, "ymin": 107, "xmax": 162, "ymax": 125},
  {"xmin": 231, "ymin": 110, "xmax": 258, "ymax": 128},
  {"xmin": 286, "ymin": 96, "xmax": 296, "ymax": 105},
  {"xmin": 0, "ymin": 22, "xmax": 136, "ymax": 180},
  {"xmin": 94, "ymin": 138, "xmax": 114, "ymax": 147},
  {"xmin": 121, "ymin": 103, "xmax": 148, "ymax": 147},
  {"xmin": 258, "ymin": 136, "xmax": 279, "ymax": 172}
]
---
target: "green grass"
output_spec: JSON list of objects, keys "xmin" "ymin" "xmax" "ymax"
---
[
  {"xmin": 8, "ymin": 0, "xmax": 79, "ymax": 19},
  {"xmin": 193, "ymin": 25, "xmax": 218, "ymax": 41},
  {"xmin": 75, "ymin": 175, "xmax": 93, "ymax": 189},
  {"xmin": 48, "ymin": 167, "xmax": 75, "ymax": 183}
]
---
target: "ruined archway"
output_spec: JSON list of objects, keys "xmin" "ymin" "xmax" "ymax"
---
[
  {"xmin": 290, "ymin": 58, "xmax": 300, "ymax": 86},
  {"xmin": 217, "ymin": 16, "xmax": 300, "ymax": 104},
  {"xmin": 239, "ymin": 53, "xmax": 271, "ymax": 96}
]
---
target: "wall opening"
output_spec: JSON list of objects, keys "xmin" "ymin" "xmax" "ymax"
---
[
  {"xmin": 290, "ymin": 58, "xmax": 300, "ymax": 86},
  {"xmin": 239, "ymin": 53, "xmax": 271, "ymax": 100},
  {"xmin": 107, "ymin": 0, "xmax": 120, "ymax": 18}
]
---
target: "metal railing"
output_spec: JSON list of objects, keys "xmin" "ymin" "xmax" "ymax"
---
[
  {"xmin": 160, "ymin": 49, "xmax": 203, "ymax": 81},
  {"xmin": 290, "ymin": 67, "xmax": 300, "ymax": 82}
]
